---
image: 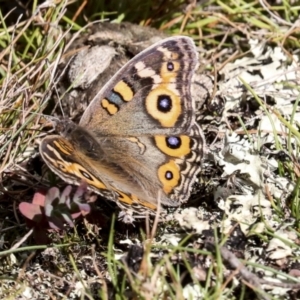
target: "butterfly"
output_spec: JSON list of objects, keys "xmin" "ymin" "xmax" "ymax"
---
[{"xmin": 40, "ymin": 36, "xmax": 204, "ymax": 218}]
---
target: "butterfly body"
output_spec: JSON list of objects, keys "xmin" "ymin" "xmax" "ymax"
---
[{"xmin": 40, "ymin": 36, "xmax": 204, "ymax": 215}]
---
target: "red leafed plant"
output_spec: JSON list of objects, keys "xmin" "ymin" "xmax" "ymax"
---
[{"xmin": 19, "ymin": 182, "xmax": 91, "ymax": 243}]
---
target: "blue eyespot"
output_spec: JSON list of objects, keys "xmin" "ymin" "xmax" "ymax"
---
[
  {"xmin": 81, "ymin": 170, "xmax": 92, "ymax": 180},
  {"xmin": 157, "ymin": 95, "xmax": 172, "ymax": 112},
  {"xmin": 166, "ymin": 136, "xmax": 181, "ymax": 149},
  {"xmin": 165, "ymin": 170, "xmax": 173, "ymax": 180},
  {"xmin": 167, "ymin": 62, "xmax": 174, "ymax": 71}
]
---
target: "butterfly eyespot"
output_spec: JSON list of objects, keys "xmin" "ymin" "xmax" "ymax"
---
[
  {"xmin": 146, "ymin": 87, "xmax": 180, "ymax": 127},
  {"xmin": 167, "ymin": 62, "xmax": 174, "ymax": 71},
  {"xmin": 166, "ymin": 136, "xmax": 181, "ymax": 149},
  {"xmin": 157, "ymin": 95, "xmax": 172, "ymax": 112},
  {"xmin": 80, "ymin": 170, "xmax": 93, "ymax": 181},
  {"xmin": 165, "ymin": 170, "xmax": 173, "ymax": 180},
  {"xmin": 162, "ymin": 60, "xmax": 179, "ymax": 75},
  {"xmin": 155, "ymin": 136, "xmax": 190, "ymax": 157},
  {"xmin": 158, "ymin": 161, "xmax": 180, "ymax": 194}
]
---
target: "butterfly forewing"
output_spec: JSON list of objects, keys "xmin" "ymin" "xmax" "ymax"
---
[{"xmin": 80, "ymin": 36, "xmax": 199, "ymax": 136}]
